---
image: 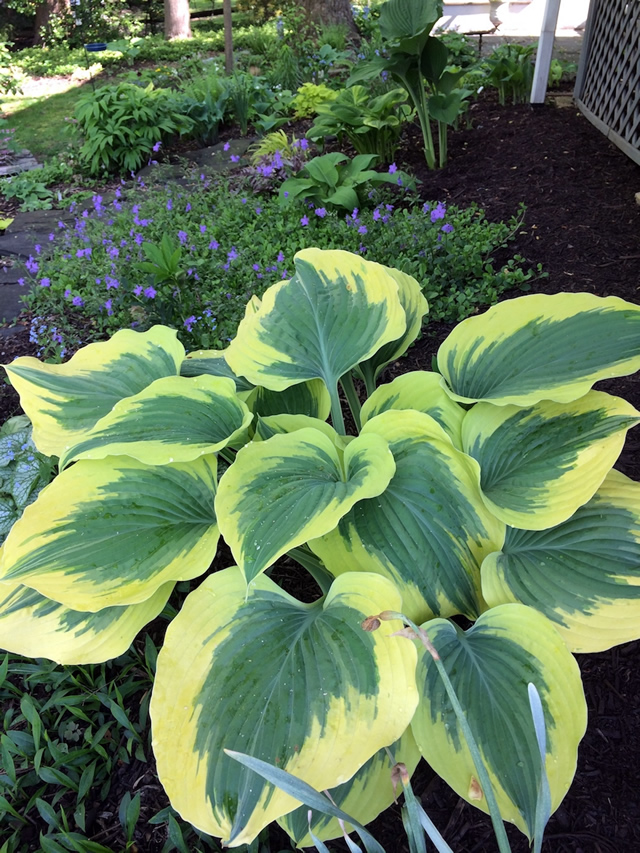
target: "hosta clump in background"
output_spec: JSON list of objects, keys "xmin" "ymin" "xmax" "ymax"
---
[
  {"xmin": 2, "ymin": 248, "xmax": 640, "ymax": 849},
  {"xmin": 0, "ymin": 415, "xmax": 56, "ymax": 544}
]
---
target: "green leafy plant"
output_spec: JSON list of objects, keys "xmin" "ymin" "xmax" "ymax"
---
[
  {"xmin": 3, "ymin": 248, "xmax": 640, "ymax": 851},
  {"xmin": 0, "ymin": 172, "xmax": 54, "ymax": 211},
  {"xmin": 73, "ymin": 82, "xmax": 194, "ymax": 175},
  {"xmin": 350, "ymin": 0, "xmax": 467, "ymax": 168},
  {"xmin": 0, "ymin": 415, "xmax": 56, "ymax": 545},
  {"xmin": 483, "ymin": 42, "xmax": 536, "ymax": 105},
  {"xmin": 291, "ymin": 81, "xmax": 338, "ymax": 118},
  {"xmin": 308, "ymin": 84, "xmax": 411, "ymax": 160},
  {"xmin": 175, "ymin": 74, "xmax": 230, "ymax": 145},
  {"xmin": 279, "ymin": 151, "xmax": 414, "ymax": 210}
]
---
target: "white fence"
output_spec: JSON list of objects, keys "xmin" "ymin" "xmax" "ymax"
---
[{"xmin": 574, "ymin": 0, "xmax": 640, "ymax": 166}]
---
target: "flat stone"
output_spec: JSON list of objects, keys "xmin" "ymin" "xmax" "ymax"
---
[
  {"xmin": 138, "ymin": 138, "xmax": 256, "ymax": 183},
  {"xmin": 0, "ymin": 157, "xmax": 41, "ymax": 178},
  {"xmin": 0, "ymin": 229, "xmax": 54, "ymax": 258},
  {"xmin": 0, "ymin": 283, "xmax": 30, "ymax": 325},
  {"xmin": 0, "ymin": 264, "xmax": 29, "ymax": 286}
]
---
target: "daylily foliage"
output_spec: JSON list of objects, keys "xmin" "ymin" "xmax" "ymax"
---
[{"xmin": 2, "ymin": 247, "xmax": 640, "ymax": 846}]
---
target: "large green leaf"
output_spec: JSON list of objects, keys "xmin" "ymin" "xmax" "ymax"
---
[
  {"xmin": 215, "ymin": 428, "xmax": 395, "ymax": 584},
  {"xmin": 278, "ymin": 728, "xmax": 421, "ymax": 845},
  {"xmin": 462, "ymin": 391, "xmax": 639, "ymax": 529},
  {"xmin": 246, "ymin": 378, "xmax": 331, "ymax": 421},
  {"xmin": 0, "ymin": 579, "xmax": 173, "ymax": 664},
  {"xmin": 181, "ymin": 349, "xmax": 255, "ymax": 395},
  {"xmin": 361, "ymin": 371, "xmax": 465, "ymax": 449},
  {"xmin": 224, "ymin": 249, "xmax": 406, "ymax": 400},
  {"xmin": 60, "ymin": 375, "xmax": 252, "ymax": 468},
  {"xmin": 411, "ymin": 604, "xmax": 587, "ymax": 838},
  {"xmin": 379, "ymin": 0, "xmax": 442, "ymax": 48},
  {"xmin": 437, "ymin": 293, "xmax": 640, "ymax": 407},
  {"xmin": 355, "ymin": 268, "xmax": 428, "ymax": 386},
  {"xmin": 0, "ymin": 455, "xmax": 219, "ymax": 611},
  {"xmin": 5, "ymin": 326, "xmax": 184, "ymax": 456},
  {"xmin": 150, "ymin": 568, "xmax": 418, "ymax": 846},
  {"xmin": 482, "ymin": 469, "xmax": 640, "ymax": 652},
  {"xmin": 309, "ymin": 411, "xmax": 505, "ymax": 623}
]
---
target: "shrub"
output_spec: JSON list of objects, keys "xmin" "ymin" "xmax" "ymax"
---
[
  {"xmin": 3, "ymin": 249, "xmax": 640, "ymax": 850},
  {"xmin": 291, "ymin": 81, "xmax": 337, "ymax": 118},
  {"xmin": 73, "ymin": 82, "xmax": 194, "ymax": 175},
  {"xmin": 307, "ymin": 84, "xmax": 411, "ymax": 160}
]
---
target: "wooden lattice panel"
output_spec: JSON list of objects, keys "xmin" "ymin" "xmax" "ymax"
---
[{"xmin": 575, "ymin": 0, "xmax": 640, "ymax": 165}]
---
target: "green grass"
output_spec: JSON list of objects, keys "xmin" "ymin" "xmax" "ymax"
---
[{"xmin": 2, "ymin": 68, "xmax": 134, "ymax": 160}]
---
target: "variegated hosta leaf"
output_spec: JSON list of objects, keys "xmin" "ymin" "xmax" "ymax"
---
[
  {"xmin": 411, "ymin": 604, "xmax": 587, "ymax": 838},
  {"xmin": 253, "ymin": 414, "xmax": 350, "ymax": 450},
  {"xmin": 150, "ymin": 568, "xmax": 418, "ymax": 846},
  {"xmin": 361, "ymin": 371, "xmax": 465, "ymax": 449},
  {"xmin": 224, "ymin": 248, "xmax": 406, "ymax": 394},
  {"xmin": 462, "ymin": 391, "xmax": 640, "ymax": 530},
  {"xmin": 355, "ymin": 267, "xmax": 428, "ymax": 384},
  {"xmin": 215, "ymin": 428, "xmax": 395, "ymax": 584},
  {"xmin": 437, "ymin": 293, "xmax": 640, "ymax": 406},
  {"xmin": 246, "ymin": 378, "xmax": 331, "ymax": 421},
  {"xmin": 60, "ymin": 376, "xmax": 252, "ymax": 469},
  {"xmin": 309, "ymin": 411, "xmax": 505, "ymax": 623},
  {"xmin": 5, "ymin": 326, "xmax": 184, "ymax": 457},
  {"xmin": 181, "ymin": 350, "xmax": 255, "ymax": 396},
  {"xmin": 278, "ymin": 728, "xmax": 421, "ymax": 845},
  {"xmin": 0, "ymin": 455, "xmax": 219, "ymax": 611},
  {"xmin": 0, "ymin": 579, "xmax": 173, "ymax": 664},
  {"xmin": 482, "ymin": 469, "xmax": 640, "ymax": 652}
]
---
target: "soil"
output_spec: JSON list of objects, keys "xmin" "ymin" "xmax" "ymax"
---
[{"xmin": 1, "ymin": 88, "xmax": 640, "ymax": 852}]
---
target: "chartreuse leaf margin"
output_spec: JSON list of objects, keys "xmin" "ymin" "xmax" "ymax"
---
[
  {"xmin": 0, "ymin": 455, "xmax": 219, "ymax": 610},
  {"xmin": 438, "ymin": 293, "xmax": 640, "ymax": 406},
  {"xmin": 1, "ymin": 247, "xmax": 640, "ymax": 851},
  {"xmin": 150, "ymin": 567, "xmax": 418, "ymax": 846},
  {"xmin": 411, "ymin": 604, "xmax": 587, "ymax": 839},
  {"xmin": 5, "ymin": 326, "xmax": 184, "ymax": 457},
  {"xmin": 482, "ymin": 469, "xmax": 640, "ymax": 652}
]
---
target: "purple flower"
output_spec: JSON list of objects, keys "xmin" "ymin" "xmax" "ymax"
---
[
  {"xmin": 57, "ymin": 220, "xmax": 66, "ymax": 229},
  {"xmin": 133, "ymin": 285, "xmax": 143, "ymax": 296},
  {"xmin": 18, "ymin": 278, "xmax": 25, "ymax": 286},
  {"xmin": 315, "ymin": 207, "xmax": 327, "ymax": 218},
  {"xmin": 108, "ymin": 247, "xmax": 119, "ymax": 259},
  {"xmin": 255, "ymin": 207, "xmax": 262, "ymax": 215},
  {"xmin": 104, "ymin": 299, "xmax": 113, "ymax": 316},
  {"xmin": 105, "ymin": 276, "xmax": 119, "ymax": 290},
  {"xmin": 144, "ymin": 286, "xmax": 157, "ymax": 299},
  {"xmin": 388, "ymin": 163, "xmax": 397, "ymax": 174},
  {"xmin": 184, "ymin": 315, "xmax": 197, "ymax": 332},
  {"xmin": 430, "ymin": 202, "xmax": 446, "ymax": 222},
  {"xmin": 72, "ymin": 295, "xmax": 84, "ymax": 307},
  {"xmin": 39, "ymin": 277, "xmax": 50, "ymax": 287},
  {"xmin": 441, "ymin": 223, "xmax": 454, "ymax": 234},
  {"xmin": 26, "ymin": 257, "xmax": 38, "ymax": 274},
  {"xmin": 422, "ymin": 202, "xmax": 431, "ymax": 214},
  {"xmin": 223, "ymin": 142, "xmax": 230, "ymax": 151},
  {"xmin": 209, "ymin": 240, "xmax": 219, "ymax": 250},
  {"xmin": 48, "ymin": 233, "xmax": 55, "ymax": 241},
  {"xmin": 253, "ymin": 263, "xmax": 260, "ymax": 271},
  {"xmin": 241, "ymin": 198, "xmax": 247, "ymax": 204},
  {"xmin": 178, "ymin": 230, "xmax": 188, "ymax": 244},
  {"xmin": 358, "ymin": 225, "xmax": 368, "ymax": 235},
  {"xmin": 34, "ymin": 244, "xmax": 41, "ymax": 255},
  {"xmin": 199, "ymin": 224, "xmax": 207, "ymax": 233},
  {"xmin": 227, "ymin": 246, "xmax": 238, "ymax": 261},
  {"xmin": 153, "ymin": 141, "xmax": 162, "ymax": 152},
  {"xmin": 277, "ymin": 251, "xmax": 285, "ymax": 263},
  {"xmin": 166, "ymin": 199, "xmax": 173, "ymax": 211},
  {"xmin": 230, "ymin": 154, "xmax": 240, "ymax": 163},
  {"xmin": 373, "ymin": 209, "xmax": 381, "ymax": 221},
  {"xmin": 300, "ymin": 215, "xmax": 309, "ymax": 226},
  {"xmin": 185, "ymin": 203, "xmax": 191, "ymax": 212}
]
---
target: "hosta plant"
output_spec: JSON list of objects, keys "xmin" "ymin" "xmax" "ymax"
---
[{"xmin": 2, "ymin": 249, "xmax": 640, "ymax": 848}]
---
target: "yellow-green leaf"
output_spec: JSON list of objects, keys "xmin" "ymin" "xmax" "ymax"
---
[{"xmin": 151, "ymin": 568, "xmax": 418, "ymax": 846}]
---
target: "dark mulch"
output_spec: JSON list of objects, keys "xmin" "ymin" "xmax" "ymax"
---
[{"xmin": 1, "ymin": 88, "xmax": 640, "ymax": 852}]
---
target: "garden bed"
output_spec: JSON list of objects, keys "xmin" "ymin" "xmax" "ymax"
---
[{"xmin": 1, "ymin": 88, "xmax": 639, "ymax": 852}]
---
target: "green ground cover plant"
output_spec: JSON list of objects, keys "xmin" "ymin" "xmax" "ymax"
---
[
  {"xmin": 2, "ymin": 248, "xmax": 640, "ymax": 853},
  {"xmin": 18, "ymin": 177, "xmax": 540, "ymax": 358}
]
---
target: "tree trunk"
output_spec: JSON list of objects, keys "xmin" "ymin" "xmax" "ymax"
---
[
  {"xmin": 299, "ymin": 0, "xmax": 359, "ymax": 40},
  {"xmin": 164, "ymin": 0, "xmax": 192, "ymax": 40},
  {"xmin": 33, "ymin": 0, "xmax": 70, "ymax": 45}
]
